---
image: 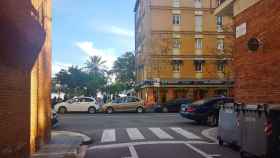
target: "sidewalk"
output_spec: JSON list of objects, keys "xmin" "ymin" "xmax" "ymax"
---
[{"xmin": 31, "ymin": 131, "xmax": 92, "ymax": 158}]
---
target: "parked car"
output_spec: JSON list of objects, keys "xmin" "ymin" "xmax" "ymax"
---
[
  {"xmin": 180, "ymin": 97, "xmax": 234, "ymax": 126},
  {"xmin": 51, "ymin": 109, "xmax": 59, "ymax": 128},
  {"xmin": 54, "ymin": 97, "xmax": 99, "ymax": 114},
  {"xmin": 102, "ymin": 96, "xmax": 145, "ymax": 114},
  {"xmin": 154, "ymin": 98, "xmax": 192, "ymax": 113}
]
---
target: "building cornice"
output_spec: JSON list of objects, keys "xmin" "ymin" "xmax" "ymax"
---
[
  {"xmin": 150, "ymin": 5, "xmax": 215, "ymax": 12},
  {"xmin": 151, "ymin": 30, "xmax": 234, "ymax": 36}
]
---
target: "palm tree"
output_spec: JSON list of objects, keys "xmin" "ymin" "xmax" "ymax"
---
[{"xmin": 85, "ymin": 56, "xmax": 107, "ymax": 75}]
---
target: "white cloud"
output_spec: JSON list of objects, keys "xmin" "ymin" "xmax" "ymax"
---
[
  {"xmin": 93, "ymin": 25, "xmax": 134, "ymax": 38},
  {"xmin": 52, "ymin": 62, "xmax": 72, "ymax": 77},
  {"xmin": 109, "ymin": 26, "xmax": 134, "ymax": 38},
  {"xmin": 75, "ymin": 41, "xmax": 117, "ymax": 69}
]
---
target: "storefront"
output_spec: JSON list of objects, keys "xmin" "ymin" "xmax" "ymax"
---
[{"xmin": 136, "ymin": 79, "xmax": 234, "ymax": 106}]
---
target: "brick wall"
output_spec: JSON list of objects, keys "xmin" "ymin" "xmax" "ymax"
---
[
  {"xmin": 0, "ymin": 0, "xmax": 51, "ymax": 157},
  {"xmin": 0, "ymin": 66, "xmax": 31, "ymax": 158},
  {"xmin": 233, "ymin": 0, "xmax": 280, "ymax": 104}
]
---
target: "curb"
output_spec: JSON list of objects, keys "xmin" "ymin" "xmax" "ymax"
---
[
  {"xmin": 54, "ymin": 131, "xmax": 92, "ymax": 158},
  {"xmin": 201, "ymin": 127, "xmax": 218, "ymax": 143},
  {"xmin": 55, "ymin": 131, "xmax": 93, "ymax": 145}
]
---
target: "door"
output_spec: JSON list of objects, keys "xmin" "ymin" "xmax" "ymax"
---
[
  {"xmin": 126, "ymin": 97, "xmax": 140, "ymax": 111},
  {"xmin": 67, "ymin": 98, "xmax": 80, "ymax": 112},
  {"xmin": 78, "ymin": 98, "xmax": 94, "ymax": 112},
  {"xmin": 114, "ymin": 97, "xmax": 128, "ymax": 112}
]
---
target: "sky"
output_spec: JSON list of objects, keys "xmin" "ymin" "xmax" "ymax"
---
[{"xmin": 52, "ymin": 0, "xmax": 136, "ymax": 75}]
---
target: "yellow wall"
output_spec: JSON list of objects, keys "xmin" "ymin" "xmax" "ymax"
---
[
  {"xmin": 30, "ymin": 0, "xmax": 52, "ymax": 154},
  {"xmin": 136, "ymin": 0, "xmax": 233, "ymax": 84}
]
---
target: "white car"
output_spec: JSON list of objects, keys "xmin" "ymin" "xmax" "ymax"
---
[{"xmin": 55, "ymin": 97, "xmax": 99, "ymax": 114}]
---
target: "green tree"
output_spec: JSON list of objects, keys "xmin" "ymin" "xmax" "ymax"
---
[
  {"xmin": 55, "ymin": 66, "xmax": 89, "ymax": 97},
  {"xmin": 85, "ymin": 56, "xmax": 107, "ymax": 75},
  {"xmin": 112, "ymin": 52, "xmax": 135, "ymax": 88},
  {"xmin": 107, "ymin": 82, "xmax": 128, "ymax": 95}
]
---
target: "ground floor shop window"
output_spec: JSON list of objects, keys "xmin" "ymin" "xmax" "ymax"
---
[
  {"xmin": 215, "ymin": 89, "xmax": 228, "ymax": 96},
  {"xmin": 194, "ymin": 89, "xmax": 208, "ymax": 100}
]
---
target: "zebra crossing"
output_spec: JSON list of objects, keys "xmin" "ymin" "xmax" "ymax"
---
[{"xmin": 98, "ymin": 127, "xmax": 202, "ymax": 144}]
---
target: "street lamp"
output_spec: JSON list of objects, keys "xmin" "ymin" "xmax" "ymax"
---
[
  {"xmin": 55, "ymin": 83, "xmax": 61, "ymax": 100},
  {"xmin": 83, "ymin": 87, "xmax": 88, "ymax": 96}
]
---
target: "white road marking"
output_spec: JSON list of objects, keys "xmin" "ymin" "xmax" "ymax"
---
[
  {"xmin": 149, "ymin": 128, "xmax": 173, "ymax": 139},
  {"xmin": 201, "ymin": 128, "xmax": 218, "ymax": 142},
  {"xmin": 126, "ymin": 128, "xmax": 145, "ymax": 140},
  {"xmin": 170, "ymin": 127, "xmax": 201, "ymax": 139},
  {"xmin": 101, "ymin": 129, "xmax": 116, "ymax": 143},
  {"xmin": 88, "ymin": 141, "xmax": 216, "ymax": 150},
  {"xmin": 184, "ymin": 143, "xmax": 214, "ymax": 158},
  {"xmin": 128, "ymin": 145, "xmax": 139, "ymax": 158},
  {"xmin": 209, "ymin": 154, "xmax": 221, "ymax": 157}
]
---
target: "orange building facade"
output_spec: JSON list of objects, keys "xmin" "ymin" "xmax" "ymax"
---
[
  {"xmin": 134, "ymin": 0, "xmax": 234, "ymax": 106},
  {"xmin": 0, "ymin": 0, "xmax": 52, "ymax": 157}
]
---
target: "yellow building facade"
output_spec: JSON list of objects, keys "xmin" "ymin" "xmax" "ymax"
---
[{"xmin": 134, "ymin": 0, "xmax": 234, "ymax": 106}]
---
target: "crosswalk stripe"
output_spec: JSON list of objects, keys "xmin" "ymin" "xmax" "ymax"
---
[
  {"xmin": 149, "ymin": 128, "xmax": 174, "ymax": 139},
  {"xmin": 101, "ymin": 129, "xmax": 116, "ymax": 143},
  {"xmin": 126, "ymin": 128, "xmax": 145, "ymax": 140},
  {"xmin": 170, "ymin": 127, "xmax": 201, "ymax": 139}
]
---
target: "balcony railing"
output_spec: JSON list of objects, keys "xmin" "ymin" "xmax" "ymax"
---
[{"xmin": 214, "ymin": 0, "xmax": 234, "ymax": 16}]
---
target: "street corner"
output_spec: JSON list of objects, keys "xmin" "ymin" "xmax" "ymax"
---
[{"xmin": 52, "ymin": 130, "xmax": 93, "ymax": 145}]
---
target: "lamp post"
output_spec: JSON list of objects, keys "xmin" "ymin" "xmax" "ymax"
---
[
  {"xmin": 83, "ymin": 86, "xmax": 88, "ymax": 96},
  {"xmin": 55, "ymin": 82, "xmax": 61, "ymax": 101}
]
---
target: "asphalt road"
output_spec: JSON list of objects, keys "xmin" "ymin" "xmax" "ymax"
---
[{"xmin": 55, "ymin": 113, "xmax": 240, "ymax": 158}]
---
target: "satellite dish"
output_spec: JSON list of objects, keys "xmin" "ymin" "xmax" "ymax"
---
[{"xmin": 247, "ymin": 37, "xmax": 260, "ymax": 52}]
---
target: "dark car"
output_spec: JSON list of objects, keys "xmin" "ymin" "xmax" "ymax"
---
[
  {"xmin": 180, "ymin": 97, "xmax": 233, "ymax": 126},
  {"xmin": 154, "ymin": 98, "xmax": 192, "ymax": 113}
]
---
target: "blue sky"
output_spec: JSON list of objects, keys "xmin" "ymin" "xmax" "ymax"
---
[{"xmin": 52, "ymin": 0, "xmax": 136, "ymax": 75}]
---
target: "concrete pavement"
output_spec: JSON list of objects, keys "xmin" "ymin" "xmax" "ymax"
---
[
  {"xmin": 31, "ymin": 131, "xmax": 91, "ymax": 158},
  {"xmin": 55, "ymin": 113, "xmax": 239, "ymax": 158}
]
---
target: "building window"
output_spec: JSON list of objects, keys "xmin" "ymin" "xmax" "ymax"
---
[
  {"xmin": 217, "ymin": 38, "xmax": 224, "ymax": 50},
  {"xmin": 173, "ymin": 38, "xmax": 182, "ymax": 48},
  {"xmin": 216, "ymin": 16, "xmax": 223, "ymax": 31},
  {"xmin": 194, "ymin": 62, "xmax": 203, "ymax": 72},
  {"xmin": 217, "ymin": 63, "xmax": 225, "ymax": 72},
  {"xmin": 173, "ymin": 14, "xmax": 181, "ymax": 25},
  {"xmin": 217, "ymin": 0, "xmax": 225, "ymax": 6},
  {"xmin": 172, "ymin": 63, "xmax": 181, "ymax": 72},
  {"xmin": 171, "ymin": 60, "xmax": 183, "ymax": 72},
  {"xmin": 194, "ymin": 0, "xmax": 202, "ymax": 8},
  {"xmin": 195, "ymin": 15, "xmax": 203, "ymax": 32},
  {"xmin": 173, "ymin": 0, "xmax": 180, "ymax": 7},
  {"xmin": 195, "ymin": 38, "xmax": 203, "ymax": 49}
]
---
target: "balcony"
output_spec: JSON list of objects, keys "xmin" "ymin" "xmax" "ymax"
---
[{"xmin": 214, "ymin": 0, "xmax": 234, "ymax": 16}]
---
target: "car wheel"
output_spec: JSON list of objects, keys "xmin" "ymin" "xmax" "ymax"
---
[
  {"xmin": 162, "ymin": 107, "xmax": 168, "ymax": 113},
  {"xmin": 207, "ymin": 114, "xmax": 218, "ymax": 127},
  {"xmin": 136, "ymin": 107, "xmax": 144, "ymax": 113},
  {"xmin": 106, "ymin": 107, "xmax": 113, "ymax": 114},
  {"xmin": 88, "ymin": 107, "xmax": 96, "ymax": 114},
  {"xmin": 58, "ymin": 107, "xmax": 67, "ymax": 114}
]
